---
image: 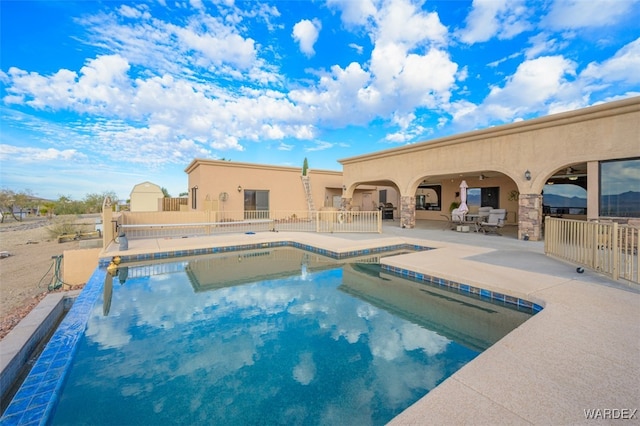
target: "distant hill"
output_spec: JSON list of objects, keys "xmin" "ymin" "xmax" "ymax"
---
[
  {"xmin": 544, "ymin": 191, "xmax": 640, "ymax": 217},
  {"xmin": 467, "ymin": 191, "xmax": 639, "ymax": 217},
  {"xmin": 543, "ymin": 194, "xmax": 587, "ymax": 208},
  {"xmin": 599, "ymin": 191, "xmax": 640, "ymax": 217}
]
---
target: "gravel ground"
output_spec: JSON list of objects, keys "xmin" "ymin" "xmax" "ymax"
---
[{"xmin": 0, "ymin": 216, "xmax": 94, "ymax": 340}]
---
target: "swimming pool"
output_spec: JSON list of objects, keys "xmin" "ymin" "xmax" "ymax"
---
[{"xmin": 2, "ymin": 243, "xmax": 539, "ymax": 425}]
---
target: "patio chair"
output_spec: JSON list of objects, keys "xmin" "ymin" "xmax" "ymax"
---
[
  {"xmin": 477, "ymin": 206, "xmax": 492, "ymax": 222},
  {"xmin": 477, "ymin": 209, "xmax": 507, "ymax": 235},
  {"xmin": 441, "ymin": 208, "xmax": 466, "ymax": 230}
]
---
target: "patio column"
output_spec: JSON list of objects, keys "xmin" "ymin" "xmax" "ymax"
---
[
  {"xmin": 400, "ymin": 195, "xmax": 415, "ymax": 229},
  {"xmin": 518, "ymin": 193, "xmax": 542, "ymax": 241},
  {"xmin": 341, "ymin": 197, "xmax": 352, "ymax": 210}
]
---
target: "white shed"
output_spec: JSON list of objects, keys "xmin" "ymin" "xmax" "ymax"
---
[{"xmin": 129, "ymin": 181, "xmax": 164, "ymax": 212}]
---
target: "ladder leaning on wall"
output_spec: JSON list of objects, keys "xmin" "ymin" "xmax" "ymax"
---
[{"xmin": 301, "ymin": 175, "xmax": 316, "ymax": 213}]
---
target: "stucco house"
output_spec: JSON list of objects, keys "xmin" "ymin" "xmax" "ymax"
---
[
  {"xmin": 185, "ymin": 159, "xmax": 399, "ymax": 219},
  {"xmin": 184, "ymin": 98, "xmax": 638, "ymax": 240}
]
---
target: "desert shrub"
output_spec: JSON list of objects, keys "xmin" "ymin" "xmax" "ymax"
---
[{"xmin": 46, "ymin": 216, "xmax": 87, "ymax": 238}]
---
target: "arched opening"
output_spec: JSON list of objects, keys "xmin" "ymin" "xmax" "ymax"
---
[
  {"xmin": 342, "ymin": 180, "xmax": 401, "ymax": 220},
  {"xmin": 543, "ymin": 164, "xmax": 588, "ymax": 219}
]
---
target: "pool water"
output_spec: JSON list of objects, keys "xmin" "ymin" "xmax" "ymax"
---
[{"xmin": 50, "ymin": 248, "xmax": 531, "ymax": 425}]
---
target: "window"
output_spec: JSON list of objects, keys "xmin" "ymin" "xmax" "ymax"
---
[
  {"xmin": 191, "ymin": 186, "xmax": 197, "ymax": 210},
  {"xmin": 379, "ymin": 189, "xmax": 387, "ymax": 204},
  {"xmin": 600, "ymin": 158, "xmax": 640, "ymax": 217},
  {"xmin": 466, "ymin": 187, "xmax": 499, "ymax": 209},
  {"xmin": 481, "ymin": 187, "xmax": 500, "ymax": 209},
  {"xmin": 467, "ymin": 188, "xmax": 481, "ymax": 210},
  {"xmin": 416, "ymin": 185, "xmax": 441, "ymax": 211},
  {"xmin": 244, "ymin": 190, "xmax": 270, "ymax": 219}
]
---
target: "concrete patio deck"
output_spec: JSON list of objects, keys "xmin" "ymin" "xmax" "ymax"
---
[{"xmin": 99, "ymin": 220, "xmax": 639, "ymax": 424}]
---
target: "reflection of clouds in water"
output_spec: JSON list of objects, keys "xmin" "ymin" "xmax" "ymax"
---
[
  {"xmin": 293, "ymin": 352, "xmax": 316, "ymax": 385},
  {"xmin": 77, "ymin": 265, "xmax": 458, "ymax": 423},
  {"xmin": 85, "ymin": 304, "xmax": 131, "ymax": 349},
  {"xmin": 369, "ymin": 324, "xmax": 404, "ymax": 360},
  {"xmin": 401, "ymin": 322, "xmax": 449, "ymax": 356},
  {"xmin": 372, "ymin": 355, "xmax": 445, "ymax": 409}
]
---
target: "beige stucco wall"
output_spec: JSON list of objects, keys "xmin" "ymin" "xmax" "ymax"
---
[
  {"xmin": 340, "ymin": 97, "xmax": 640, "ymax": 238},
  {"xmin": 341, "ymin": 98, "xmax": 639, "ymax": 196},
  {"xmin": 130, "ymin": 181, "xmax": 164, "ymax": 212},
  {"xmin": 184, "ymin": 160, "xmax": 343, "ymax": 212},
  {"xmin": 63, "ymin": 248, "xmax": 101, "ymax": 286}
]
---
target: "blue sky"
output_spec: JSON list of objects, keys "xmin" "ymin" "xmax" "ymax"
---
[{"xmin": 1, "ymin": 0, "xmax": 639, "ymax": 201}]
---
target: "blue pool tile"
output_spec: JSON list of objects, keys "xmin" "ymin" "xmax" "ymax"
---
[
  {"xmin": 18, "ymin": 404, "xmax": 47, "ymax": 425},
  {"xmin": 505, "ymin": 295, "xmax": 518, "ymax": 305},
  {"xmin": 518, "ymin": 299, "xmax": 532, "ymax": 309},
  {"xmin": 1, "ymin": 412, "xmax": 24, "ymax": 425},
  {"xmin": 492, "ymin": 292, "xmax": 505, "ymax": 302},
  {"xmin": 3, "ymin": 395, "xmax": 31, "ymax": 416},
  {"xmin": 29, "ymin": 390, "xmax": 53, "ymax": 409}
]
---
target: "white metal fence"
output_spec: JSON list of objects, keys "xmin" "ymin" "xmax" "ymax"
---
[
  {"xmin": 115, "ymin": 210, "xmax": 381, "ymax": 239},
  {"xmin": 544, "ymin": 217, "xmax": 639, "ymax": 284}
]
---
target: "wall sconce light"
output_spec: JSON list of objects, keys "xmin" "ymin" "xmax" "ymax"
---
[
  {"xmin": 524, "ymin": 170, "xmax": 532, "ymax": 181},
  {"xmin": 479, "ymin": 174, "xmax": 485, "ymax": 181},
  {"xmin": 237, "ymin": 185, "xmax": 242, "ymax": 192},
  {"xmin": 342, "ymin": 185, "xmax": 346, "ymax": 190}
]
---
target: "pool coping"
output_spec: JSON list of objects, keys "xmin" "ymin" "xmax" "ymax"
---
[{"xmin": 0, "ymin": 292, "xmax": 79, "ymax": 410}]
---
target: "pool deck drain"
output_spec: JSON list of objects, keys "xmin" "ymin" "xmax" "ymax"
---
[{"xmin": 2, "ymin": 226, "xmax": 639, "ymax": 425}]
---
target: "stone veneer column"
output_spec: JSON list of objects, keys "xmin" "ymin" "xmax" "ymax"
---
[
  {"xmin": 518, "ymin": 193, "xmax": 542, "ymax": 241},
  {"xmin": 400, "ymin": 196, "xmax": 415, "ymax": 229},
  {"xmin": 341, "ymin": 197, "xmax": 352, "ymax": 210}
]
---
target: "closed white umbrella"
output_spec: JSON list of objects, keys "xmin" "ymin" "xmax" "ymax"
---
[{"xmin": 458, "ymin": 180, "xmax": 469, "ymax": 215}]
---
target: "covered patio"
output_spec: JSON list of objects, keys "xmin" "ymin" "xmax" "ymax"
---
[{"xmin": 339, "ymin": 97, "xmax": 639, "ymax": 241}]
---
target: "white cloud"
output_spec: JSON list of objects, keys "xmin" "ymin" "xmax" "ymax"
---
[
  {"xmin": 451, "ymin": 56, "xmax": 577, "ymax": 127},
  {"xmin": 581, "ymin": 38, "xmax": 640, "ymax": 85},
  {"xmin": 0, "ymin": 145, "xmax": 85, "ymax": 162},
  {"xmin": 286, "ymin": 0, "xmax": 457, "ymax": 136},
  {"xmin": 292, "ymin": 19, "xmax": 322, "ymax": 57},
  {"xmin": 305, "ymin": 141, "xmax": 333, "ymax": 152},
  {"xmin": 172, "ymin": 16, "xmax": 258, "ymax": 69},
  {"xmin": 486, "ymin": 56, "xmax": 576, "ymax": 106},
  {"xmin": 348, "ymin": 43, "xmax": 364, "ymax": 54},
  {"xmin": 542, "ymin": 0, "xmax": 640, "ymax": 30},
  {"xmin": 458, "ymin": 0, "xmax": 532, "ymax": 44},
  {"xmin": 278, "ymin": 142, "xmax": 294, "ymax": 151},
  {"xmin": 76, "ymin": 6, "xmax": 271, "ymax": 81},
  {"xmin": 374, "ymin": 0, "xmax": 448, "ymax": 46},
  {"xmin": 117, "ymin": 4, "xmax": 150, "ymax": 20},
  {"xmin": 326, "ymin": 0, "xmax": 377, "ymax": 27},
  {"xmin": 524, "ymin": 33, "xmax": 567, "ymax": 60}
]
